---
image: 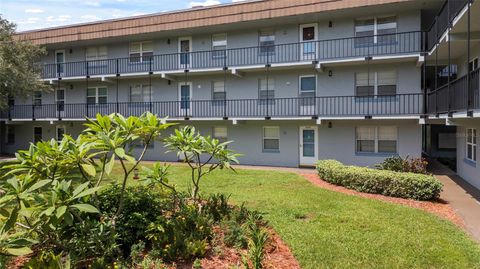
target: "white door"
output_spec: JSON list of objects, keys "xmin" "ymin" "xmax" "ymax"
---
[
  {"xmin": 56, "ymin": 88, "xmax": 65, "ymax": 117},
  {"xmin": 299, "ymin": 126, "xmax": 318, "ymax": 166},
  {"xmin": 299, "ymin": 24, "xmax": 317, "ymax": 61},
  {"xmin": 55, "ymin": 50, "xmax": 65, "ymax": 76},
  {"xmin": 179, "ymin": 37, "xmax": 192, "ymax": 68},
  {"xmin": 178, "ymin": 82, "xmax": 192, "ymax": 116}
]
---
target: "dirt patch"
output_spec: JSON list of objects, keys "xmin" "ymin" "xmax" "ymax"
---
[
  {"xmin": 300, "ymin": 173, "xmax": 465, "ymax": 228},
  {"xmin": 200, "ymin": 227, "xmax": 300, "ymax": 269}
]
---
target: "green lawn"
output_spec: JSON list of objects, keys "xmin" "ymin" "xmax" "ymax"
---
[{"xmin": 110, "ymin": 164, "xmax": 480, "ymax": 269}]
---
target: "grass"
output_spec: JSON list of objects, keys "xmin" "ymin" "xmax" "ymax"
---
[{"xmin": 109, "ymin": 164, "xmax": 480, "ymax": 269}]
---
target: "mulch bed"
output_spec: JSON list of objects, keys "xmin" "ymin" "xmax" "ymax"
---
[{"xmin": 300, "ymin": 173, "xmax": 465, "ymax": 228}]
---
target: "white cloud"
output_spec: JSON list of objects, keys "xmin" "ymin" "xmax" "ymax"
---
[
  {"xmin": 25, "ymin": 8, "xmax": 44, "ymax": 13},
  {"xmin": 188, "ymin": 0, "xmax": 220, "ymax": 8},
  {"xmin": 80, "ymin": 15, "xmax": 101, "ymax": 21}
]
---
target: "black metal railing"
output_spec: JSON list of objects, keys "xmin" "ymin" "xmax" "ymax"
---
[
  {"xmin": 40, "ymin": 31, "xmax": 423, "ymax": 79},
  {"xmin": 0, "ymin": 94, "xmax": 423, "ymax": 120},
  {"xmin": 426, "ymin": 0, "xmax": 470, "ymax": 51},
  {"xmin": 427, "ymin": 68, "xmax": 480, "ymax": 114}
]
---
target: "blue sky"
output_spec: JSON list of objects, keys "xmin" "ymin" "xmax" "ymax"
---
[{"xmin": 0, "ymin": 0, "xmax": 244, "ymax": 32}]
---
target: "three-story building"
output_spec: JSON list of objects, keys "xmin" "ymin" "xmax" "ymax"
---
[{"xmin": 0, "ymin": 0, "xmax": 444, "ymax": 168}]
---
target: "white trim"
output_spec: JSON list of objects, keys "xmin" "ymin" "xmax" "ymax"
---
[
  {"xmin": 299, "ymin": 126, "xmax": 318, "ymax": 166},
  {"xmin": 262, "ymin": 126, "xmax": 280, "ymax": 151},
  {"xmin": 298, "ymin": 74, "xmax": 317, "ymax": 95},
  {"xmin": 178, "ymin": 82, "xmax": 193, "ymax": 115},
  {"xmin": 355, "ymin": 125, "xmax": 398, "ymax": 154},
  {"xmin": 178, "ymin": 36, "xmax": 192, "ymax": 67},
  {"xmin": 55, "ymin": 50, "xmax": 65, "ymax": 75},
  {"xmin": 466, "ymin": 128, "xmax": 477, "ymax": 162},
  {"xmin": 299, "ymin": 23, "xmax": 318, "ymax": 60}
]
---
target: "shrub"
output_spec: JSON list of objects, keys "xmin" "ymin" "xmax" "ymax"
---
[
  {"xmin": 97, "ymin": 184, "xmax": 171, "ymax": 256},
  {"xmin": 316, "ymin": 160, "xmax": 443, "ymax": 200},
  {"xmin": 376, "ymin": 156, "xmax": 429, "ymax": 174}
]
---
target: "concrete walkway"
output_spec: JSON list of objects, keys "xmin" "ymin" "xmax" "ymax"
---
[{"xmin": 429, "ymin": 159, "xmax": 480, "ymax": 243}]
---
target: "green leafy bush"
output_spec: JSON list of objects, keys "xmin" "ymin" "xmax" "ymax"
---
[
  {"xmin": 97, "ymin": 185, "xmax": 171, "ymax": 256},
  {"xmin": 316, "ymin": 160, "xmax": 443, "ymax": 200},
  {"xmin": 376, "ymin": 156, "xmax": 429, "ymax": 174}
]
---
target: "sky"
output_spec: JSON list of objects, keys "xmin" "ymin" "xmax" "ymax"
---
[{"xmin": 0, "ymin": 0, "xmax": 246, "ymax": 32}]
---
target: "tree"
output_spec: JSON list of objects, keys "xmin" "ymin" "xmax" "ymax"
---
[
  {"xmin": 0, "ymin": 16, "xmax": 51, "ymax": 110},
  {"xmin": 165, "ymin": 126, "xmax": 240, "ymax": 201}
]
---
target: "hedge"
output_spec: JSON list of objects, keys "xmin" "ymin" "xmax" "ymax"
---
[{"xmin": 316, "ymin": 160, "xmax": 443, "ymax": 201}]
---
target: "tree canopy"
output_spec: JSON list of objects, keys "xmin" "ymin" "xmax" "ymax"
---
[{"xmin": 0, "ymin": 16, "xmax": 51, "ymax": 110}]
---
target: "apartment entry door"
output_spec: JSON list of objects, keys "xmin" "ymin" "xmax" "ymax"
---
[
  {"xmin": 56, "ymin": 88, "xmax": 65, "ymax": 117},
  {"xmin": 179, "ymin": 37, "xmax": 191, "ymax": 68},
  {"xmin": 178, "ymin": 82, "xmax": 192, "ymax": 116},
  {"xmin": 299, "ymin": 126, "xmax": 318, "ymax": 166},
  {"xmin": 55, "ymin": 50, "xmax": 65, "ymax": 76},
  {"xmin": 300, "ymin": 24, "xmax": 317, "ymax": 61}
]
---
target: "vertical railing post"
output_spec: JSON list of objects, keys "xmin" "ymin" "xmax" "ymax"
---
[
  {"xmin": 447, "ymin": 2, "xmax": 452, "ymax": 113},
  {"xmin": 467, "ymin": 0, "xmax": 471, "ymax": 111}
]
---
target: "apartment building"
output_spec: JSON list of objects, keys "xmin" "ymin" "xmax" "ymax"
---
[
  {"xmin": 425, "ymin": 0, "xmax": 480, "ymax": 190},
  {"xmin": 0, "ymin": 0, "xmax": 445, "ymax": 168}
]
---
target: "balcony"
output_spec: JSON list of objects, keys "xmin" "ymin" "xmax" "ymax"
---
[
  {"xmin": 40, "ymin": 31, "xmax": 423, "ymax": 80},
  {"xmin": 426, "ymin": 0, "xmax": 470, "ymax": 51},
  {"xmin": 1, "ymin": 94, "xmax": 424, "ymax": 121},
  {"xmin": 427, "ymin": 68, "xmax": 480, "ymax": 114}
]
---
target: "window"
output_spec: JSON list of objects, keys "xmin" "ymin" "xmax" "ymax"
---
[
  {"xmin": 355, "ymin": 71, "xmax": 397, "ymax": 96},
  {"xmin": 300, "ymin": 75, "xmax": 316, "ymax": 106},
  {"xmin": 212, "ymin": 33, "xmax": 227, "ymax": 59},
  {"xmin": 263, "ymin": 126, "xmax": 280, "ymax": 151},
  {"xmin": 33, "ymin": 127, "xmax": 42, "ymax": 143},
  {"xmin": 377, "ymin": 71, "xmax": 397, "ymax": 96},
  {"xmin": 86, "ymin": 46, "xmax": 107, "ymax": 62},
  {"xmin": 5, "ymin": 125, "xmax": 15, "ymax": 144},
  {"xmin": 129, "ymin": 41, "xmax": 153, "ymax": 63},
  {"xmin": 87, "ymin": 87, "xmax": 108, "ymax": 104},
  {"xmin": 469, "ymin": 58, "xmax": 479, "ymax": 72},
  {"xmin": 356, "ymin": 126, "xmax": 397, "ymax": 153},
  {"xmin": 466, "ymin": 128, "xmax": 477, "ymax": 162},
  {"xmin": 355, "ymin": 16, "xmax": 396, "ymax": 46},
  {"xmin": 33, "ymin": 91, "xmax": 42, "ymax": 106},
  {"xmin": 213, "ymin": 126, "xmax": 228, "ymax": 143},
  {"xmin": 212, "ymin": 81, "xmax": 226, "ymax": 104},
  {"xmin": 378, "ymin": 126, "xmax": 397, "ymax": 153},
  {"xmin": 259, "ymin": 78, "xmax": 275, "ymax": 104},
  {"xmin": 259, "ymin": 29, "xmax": 275, "ymax": 55},
  {"xmin": 130, "ymin": 84, "xmax": 151, "ymax": 102}
]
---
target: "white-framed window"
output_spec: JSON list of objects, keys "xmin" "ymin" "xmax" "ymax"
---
[
  {"xmin": 469, "ymin": 58, "xmax": 479, "ymax": 72},
  {"xmin": 356, "ymin": 126, "xmax": 397, "ymax": 153},
  {"xmin": 263, "ymin": 126, "xmax": 280, "ymax": 151},
  {"xmin": 466, "ymin": 128, "xmax": 477, "ymax": 162},
  {"xmin": 86, "ymin": 46, "xmax": 107, "ymax": 62},
  {"xmin": 213, "ymin": 126, "xmax": 228, "ymax": 143},
  {"xmin": 259, "ymin": 78, "xmax": 275, "ymax": 104},
  {"xmin": 87, "ymin": 87, "xmax": 108, "ymax": 104},
  {"xmin": 212, "ymin": 33, "xmax": 227, "ymax": 59},
  {"xmin": 355, "ymin": 71, "xmax": 397, "ymax": 96},
  {"xmin": 129, "ymin": 41, "xmax": 153, "ymax": 63},
  {"xmin": 130, "ymin": 84, "xmax": 151, "ymax": 102},
  {"xmin": 212, "ymin": 81, "xmax": 226, "ymax": 104},
  {"xmin": 5, "ymin": 125, "xmax": 15, "ymax": 144},
  {"xmin": 259, "ymin": 29, "xmax": 275, "ymax": 55},
  {"xmin": 33, "ymin": 91, "xmax": 42, "ymax": 106},
  {"xmin": 355, "ymin": 16, "xmax": 397, "ymax": 46},
  {"xmin": 33, "ymin": 126, "xmax": 42, "ymax": 144},
  {"xmin": 299, "ymin": 75, "xmax": 316, "ymax": 106}
]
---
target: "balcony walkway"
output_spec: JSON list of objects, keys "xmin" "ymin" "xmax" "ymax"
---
[{"xmin": 429, "ymin": 159, "xmax": 480, "ymax": 243}]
